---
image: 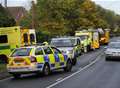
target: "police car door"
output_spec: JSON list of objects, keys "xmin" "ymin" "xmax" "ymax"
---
[
  {"xmin": 43, "ymin": 46, "xmax": 55, "ymax": 69},
  {"xmin": 51, "ymin": 47, "xmax": 65, "ymax": 68},
  {"xmin": 35, "ymin": 47, "xmax": 45, "ymax": 64}
]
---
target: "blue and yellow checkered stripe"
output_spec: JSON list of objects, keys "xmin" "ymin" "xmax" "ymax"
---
[{"xmin": 36, "ymin": 54, "xmax": 68, "ymax": 69}]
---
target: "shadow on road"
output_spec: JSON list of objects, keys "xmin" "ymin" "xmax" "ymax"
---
[{"xmin": 11, "ymin": 70, "xmax": 72, "ymax": 81}]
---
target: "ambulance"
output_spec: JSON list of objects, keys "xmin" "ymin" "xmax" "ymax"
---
[
  {"xmin": 0, "ymin": 26, "xmax": 36, "ymax": 62},
  {"xmin": 98, "ymin": 28, "xmax": 110, "ymax": 45},
  {"xmin": 75, "ymin": 29, "xmax": 100, "ymax": 52}
]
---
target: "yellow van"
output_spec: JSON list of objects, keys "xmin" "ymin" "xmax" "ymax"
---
[{"xmin": 0, "ymin": 26, "xmax": 36, "ymax": 61}]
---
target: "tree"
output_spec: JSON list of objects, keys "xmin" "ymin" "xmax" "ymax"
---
[
  {"xmin": 20, "ymin": 0, "xmax": 120, "ymax": 40},
  {"xmin": 0, "ymin": 4, "xmax": 16, "ymax": 27}
]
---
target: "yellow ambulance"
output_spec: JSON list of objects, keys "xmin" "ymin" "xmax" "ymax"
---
[{"xmin": 0, "ymin": 26, "xmax": 36, "ymax": 62}]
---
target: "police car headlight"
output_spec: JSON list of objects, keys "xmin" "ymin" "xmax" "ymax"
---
[
  {"xmin": 67, "ymin": 50, "xmax": 73, "ymax": 54},
  {"xmin": 105, "ymin": 51, "xmax": 112, "ymax": 54}
]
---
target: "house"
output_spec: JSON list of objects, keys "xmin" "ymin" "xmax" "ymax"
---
[{"xmin": 7, "ymin": 6, "xmax": 28, "ymax": 24}]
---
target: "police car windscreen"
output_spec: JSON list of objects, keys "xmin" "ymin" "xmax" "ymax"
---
[
  {"xmin": 51, "ymin": 38, "xmax": 75, "ymax": 47},
  {"xmin": 108, "ymin": 42, "xmax": 120, "ymax": 49},
  {"xmin": 11, "ymin": 48, "xmax": 32, "ymax": 57}
]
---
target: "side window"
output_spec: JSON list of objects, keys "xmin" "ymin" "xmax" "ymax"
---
[
  {"xmin": 51, "ymin": 47, "xmax": 61, "ymax": 54},
  {"xmin": 35, "ymin": 48, "xmax": 43, "ymax": 55},
  {"xmin": 43, "ymin": 47, "xmax": 53, "ymax": 54},
  {"xmin": 30, "ymin": 34, "xmax": 35, "ymax": 43},
  {"xmin": 0, "ymin": 35, "xmax": 8, "ymax": 43},
  {"xmin": 23, "ymin": 33, "xmax": 28, "ymax": 43}
]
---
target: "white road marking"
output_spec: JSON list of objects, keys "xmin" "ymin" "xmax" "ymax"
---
[
  {"xmin": 56, "ymin": 78, "xmax": 63, "ymax": 82},
  {"xmin": 0, "ymin": 74, "xmax": 34, "ymax": 82},
  {"xmin": 46, "ymin": 53, "xmax": 103, "ymax": 88},
  {"xmin": 0, "ymin": 77, "xmax": 12, "ymax": 82}
]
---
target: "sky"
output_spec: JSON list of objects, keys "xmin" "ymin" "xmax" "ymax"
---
[
  {"xmin": 92, "ymin": 0, "xmax": 120, "ymax": 15},
  {"xmin": 0, "ymin": 0, "xmax": 120, "ymax": 14},
  {"xmin": 0, "ymin": 0, "xmax": 36, "ymax": 10}
]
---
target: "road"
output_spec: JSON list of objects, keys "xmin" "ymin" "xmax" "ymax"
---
[
  {"xmin": 51, "ymin": 55, "xmax": 120, "ymax": 88},
  {"xmin": 1, "ymin": 46, "xmax": 119, "ymax": 88}
]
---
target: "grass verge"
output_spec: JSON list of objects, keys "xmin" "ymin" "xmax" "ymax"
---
[{"xmin": 0, "ymin": 64, "xmax": 11, "ymax": 80}]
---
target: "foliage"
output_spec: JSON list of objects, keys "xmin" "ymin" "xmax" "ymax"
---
[
  {"xmin": 19, "ymin": 13, "xmax": 32, "ymax": 28},
  {"xmin": 0, "ymin": 4, "xmax": 16, "ymax": 27},
  {"xmin": 20, "ymin": 0, "xmax": 120, "ymax": 41}
]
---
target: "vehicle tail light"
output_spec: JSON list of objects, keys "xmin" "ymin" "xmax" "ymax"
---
[
  {"xmin": 10, "ymin": 62, "xmax": 14, "ymax": 66},
  {"xmin": 30, "ymin": 56, "xmax": 37, "ymax": 63},
  {"xmin": 24, "ymin": 61, "xmax": 29, "ymax": 65}
]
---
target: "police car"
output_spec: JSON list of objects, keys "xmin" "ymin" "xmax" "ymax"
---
[
  {"xmin": 7, "ymin": 45, "xmax": 72, "ymax": 78},
  {"xmin": 50, "ymin": 37, "xmax": 82, "ymax": 65}
]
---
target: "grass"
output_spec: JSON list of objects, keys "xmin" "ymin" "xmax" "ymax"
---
[
  {"xmin": 0, "ymin": 64, "xmax": 7, "ymax": 72},
  {"xmin": 0, "ymin": 64, "xmax": 10, "ymax": 80}
]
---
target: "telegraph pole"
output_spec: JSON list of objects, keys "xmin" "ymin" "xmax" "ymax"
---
[
  {"xmin": 31, "ymin": 0, "xmax": 35, "ymax": 29},
  {"xmin": 5, "ymin": 0, "xmax": 7, "ymax": 8}
]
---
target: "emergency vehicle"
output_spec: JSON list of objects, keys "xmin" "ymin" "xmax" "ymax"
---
[
  {"xmin": 7, "ymin": 45, "xmax": 72, "ymax": 78},
  {"xmin": 0, "ymin": 26, "xmax": 36, "ymax": 61},
  {"xmin": 50, "ymin": 37, "xmax": 82, "ymax": 65},
  {"xmin": 88, "ymin": 29, "xmax": 100, "ymax": 49},
  {"xmin": 75, "ymin": 30, "xmax": 100, "ymax": 52},
  {"xmin": 98, "ymin": 28, "xmax": 110, "ymax": 45}
]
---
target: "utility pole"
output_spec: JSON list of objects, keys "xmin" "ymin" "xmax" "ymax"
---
[
  {"xmin": 5, "ymin": 0, "xmax": 7, "ymax": 8},
  {"xmin": 31, "ymin": 0, "xmax": 36, "ymax": 29}
]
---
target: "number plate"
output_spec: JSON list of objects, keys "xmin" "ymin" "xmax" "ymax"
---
[{"xmin": 11, "ymin": 67, "xmax": 29, "ymax": 71}]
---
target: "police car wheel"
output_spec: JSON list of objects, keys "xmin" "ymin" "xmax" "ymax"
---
[
  {"xmin": 12, "ymin": 74, "xmax": 21, "ymax": 78},
  {"xmin": 87, "ymin": 45, "xmax": 91, "ymax": 51},
  {"xmin": 43, "ymin": 64, "xmax": 50, "ymax": 76},
  {"xmin": 72, "ymin": 58, "xmax": 77, "ymax": 65},
  {"xmin": 64, "ymin": 60, "xmax": 72, "ymax": 72}
]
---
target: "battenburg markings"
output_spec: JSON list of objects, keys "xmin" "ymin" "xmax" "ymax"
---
[
  {"xmin": 54, "ymin": 54, "xmax": 60, "ymax": 62},
  {"xmin": 37, "ymin": 64, "xmax": 43, "ymax": 68},
  {"xmin": 51, "ymin": 64, "xmax": 55, "ymax": 67},
  {"xmin": 63, "ymin": 54, "xmax": 68, "ymax": 61},
  {"xmin": 44, "ymin": 55, "xmax": 49, "ymax": 62}
]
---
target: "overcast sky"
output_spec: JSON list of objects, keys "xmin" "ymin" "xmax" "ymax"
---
[
  {"xmin": 92, "ymin": 0, "xmax": 120, "ymax": 14},
  {"xmin": 0, "ymin": 0, "xmax": 120, "ymax": 14},
  {"xmin": 0, "ymin": 0, "xmax": 36, "ymax": 10}
]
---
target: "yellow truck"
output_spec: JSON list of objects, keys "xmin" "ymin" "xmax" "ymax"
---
[
  {"xmin": 98, "ymin": 28, "xmax": 110, "ymax": 45},
  {"xmin": 0, "ymin": 26, "xmax": 36, "ymax": 62},
  {"xmin": 75, "ymin": 30, "xmax": 100, "ymax": 52}
]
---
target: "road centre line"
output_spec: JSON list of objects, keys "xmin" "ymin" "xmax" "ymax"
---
[
  {"xmin": 46, "ymin": 52, "xmax": 103, "ymax": 88},
  {"xmin": 56, "ymin": 78, "xmax": 63, "ymax": 82}
]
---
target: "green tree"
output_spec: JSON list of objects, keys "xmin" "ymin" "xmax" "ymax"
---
[
  {"xmin": 20, "ymin": 0, "xmax": 120, "ymax": 39},
  {"xmin": 0, "ymin": 4, "xmax": 16, "ymax": 27}
]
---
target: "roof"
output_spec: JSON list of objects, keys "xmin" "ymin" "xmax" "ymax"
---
[
  {"xmin": 7, "ymin": 6, "xmax": 27, "ymax": 21},
  {"xmin": 52, "ymin": 37, "xmax": 77, "ymax": 40}
]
